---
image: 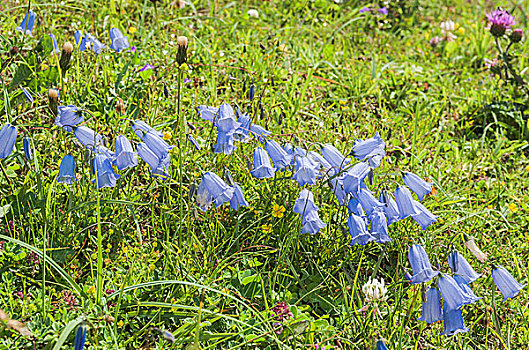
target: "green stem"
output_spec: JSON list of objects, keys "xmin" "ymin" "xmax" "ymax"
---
[{"xmin": 177, "ymin": 68, "xmax": 184, "ymax": 246}]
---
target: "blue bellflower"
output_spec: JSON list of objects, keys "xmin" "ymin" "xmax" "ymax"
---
[
  {"xmin": 308, "ymin": 151, "xmax": 332, "ymax": 172},
  {"xmin": 57, "ymin": 155, "xmax": 75, "ymax": 184},
  {"xmin": 114, "ymin": 135, "xmax": 138, "ymax": 170},
  {"xmin": 293, "ymin": 156, "xmax": 318, "ymax": 187},
  {"xmin": 418, "ymin": 286, "xmax": 443, "ymax": 324},
  {"xmin": 23, "ymin": 137, "xmax": 32, "ymax": 161},
  {"xmin": 196, "ymin": 180, "xmax": 213, "ymax": 211},
  {"xmin": 329, "ymin": 175, "xmax": 347, "ymax": 206},
  {"xmin": 21, "ymin": 87, "xmax": 34, "ymax": 103},
  {"xmin": 441, "ymin": 304, "xmax": 469, "ymax": 336},
  {"xmin": 249, "ymin": 124, "xmax": 271, "ymax": 142},
  {"xmin": 110, "ymin": 28, "xmax": 130, "ymax": 52},
  {"xmin": 408, "ymin": 244, "xmax": 439, "ymax": 284},
  {"xmin": 55, "ymin": 105, "xmax": 83, "ymax": 132},
  {"xmin": 375, "ymin": 340, "xmax": 388, "ymax": 350},
  {"xmin": 411, "ymin": 200, "xmax": 437, "ymax": 230},
  {"xmin": 75, "ymin": 31, "xmax": 106, "ymax": 55},
  {"xmin": 293, "ymin": 189, "xmax": 319, "ymax": 217},
  {"xmin": 234, "ymin": 112, "xmax": 251, "ymax": 141},
  {"xmin": 379, "ymin": 192, "xmax": 400, "ymax": 225},
  {"xmin": 214, "ymin": 131, "xmax": 236, "ymax": 154},
  {"xmin": 50, "ymin": 33, "xmax": 60, "ymax": 54},
  {"xmin": 92, "ymin": 153, "xmax": 120, "ymax": 189},
  {"xmin": 356, "ymin": 188, "xmax": 383, "ymax": 216},
  {"xmin": 348, "ymin": 214, "xmax": 374, "ymax": 245},
  {"xmin": 201, "ymin": 172, "xmax": 235, "ymax": 207},
  {"xmin": 438, "ymin": 275, "xmax": 473, "ymax": 311},
  {"xmin": 403, "ymin": 172, "xmax": 432, "ymax": 201},
  {"xmin": 370, "ymin": 208, "xmax": 391, "ymax": 243},
  {"xmin": 196, "ymin": 105, "xmax": 218, "ymax": 122},
  {"xmin": 0, "ymin": 123, "xmax": 17, "ymax": 159},
  {"xmin": 188, "ymin": 135, "xmax": 201, "ymax": 150},
  {"xmin": 321, "ymin": 144, "xmax": 350, "ymax": 173},
  {"xmin": 343, "ymin": 162, "xmax": 370, "ymax": 194},
  {"xmin": 348, "ymin": 197, "xmax": 365, "ymax": 216},
  {"xmin": 395, "ymin": 186, "xmax": 418, "ymax": 219},
  {"xmin": 352, "ymin": 132, "xmax": 385, "ymax": 167},
  {"xmin": 301, "ymin": 210, "xmax": 326, "ymax": 235},
  {"xmin": 448, "ymin": 250, "xmax": 481, "ymax": 284},
  {"xmin": 492, "ymin": 265, "xmax": 525, "ymax": 301},
  {"xmin": 454, "ymin": 275, "xmax": 481, "ymax": 304},
  {"xmin": 230, "ymin": 183, "xmax": 249, "ymax": 210},
  {"xmin": 216, "ymin": 103, "xmax": 240, "ymax": 133},
  {"xmin": 265, "ymin": 139, "xmax": 292, "ymax": 171},
  {"xmin": 16, "ymin": 10, "xmax": 36, "ymax": 36},
  {"xmin": 74, "ymin": 126, "xmax": 102, "ymax": 149},
  {"xmin": 251, "ymin": 147, "xmax": 275, "ymax": 179},
  {"xmin": 74, "ymin": 324, "xmax": 87, "ymax": 350},
  {"xmin": 142, "ymin": 131, "xmax": 172, "ymax": 159},
  {"xmin": 137, "ymin": 143, "xmax": 170, "ymax": 179},
  {"xmin": 132, "ymin": 120, "xmax": 163, "ymax": 138}
]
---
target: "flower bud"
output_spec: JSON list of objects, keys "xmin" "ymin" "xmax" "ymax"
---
[
  {"xmin": 176, "ymin": 36, "xmax": 188, "ymax": 65},
  {"xmin": 510, "ymin": 28, "xmax": 523, "ymax": 43},
  {"xmin": 60, "ymin": 42, "xmax": 74, "ymax": 72},
  {"xmin": 48, "ymin": 89, "xmax": 59, "ymax": 116},
  {"xmin": 10, "ymin": 46, "xmax": 19, "ymax": 56}
]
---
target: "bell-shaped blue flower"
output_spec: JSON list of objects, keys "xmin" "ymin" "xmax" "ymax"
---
[
  {"xmin": 196, "ymin": 180, "xmax": 213, "ymax": 211},
  {"xmin": 453, "ymin": 275, "xmax": 481, "ymax": 304},
  {"xmin": 265, "ymin": 139, "xmax": 292, "ymax": 171},
  {"xmin": 395, "ymin": 186, "xmax": 418, "ymax": 219},
  {"xmin": 356, "ymin": 188, "xmax": 383, "ymax": 216},
  {"xmin": 329, "ymin": 175, "xmax": 347, "ymax": 206},
  {"xmin": 251, "ymin": 147, "xmax": 275, "ymax": 179},
  {"xmin": 293, "ymin": 156, "xmax": 318, "ymax": 187},
  {"xmin": 370, "ymin": 208, "xmax": 391, "ymax": 243},
  {"xmin": 132, "ymin": 120, "xmax": 163, "ymax": 138},
  {"xmin": 214, "ymin": 131, "xmax": 236, "ymax": 154},
  {"xmin": 196, "ymin": 105, "xmax": 218, "ymax": 122},
  {"xmin": 249, "ymin": 124, "xmax": 271, "ymax": 142},
  {"xmin": 441, "ymin": 304, "xmax": 469, "ymax": 336},
  {"xmin": 109, "ymin": 28, "xmax": 130, "ymax": 52},
  {"xmin": 90, "ymin": 35, "xmax": 106, "ymax": 55},
  {"xmin": 321, "ymin": 144, "xmax": 350, "ymax": 172},
  {"xmin": 492, "ymin": 265, "xmax": 525, "ymax": 301},
  {"xmin": 368, "ymin": 153, "xmax": 384, "ymax": 168},
  {"xmin": 301, "ymin": 210, "xmax": 326, "ymax": 235},
  {"xmin": 114, "ymin": 135, "xmax": 138, "ymax": 170},
  {"xmin": 0, "ymin": 123, "xmax": 17, "ymax": 159},
  {"xmin": 55, "ymin": 105, "xmax": 83, "ymax": 132},
  {"xmin": 50, "ymin": 33, "xmax": 60, "ymax": 54},
  {"xmin": 408, "ymin": 244, "xmax": 439, "ymax": 284},
  {"xmin": 438, "ymin": 275, "xmax": 473, "ymax": 311},
  {"xmin": 375, "ymin": 340, "xmax": 388, "ymax": 350},
  {"xmin": 379, "ymin": 192, "xmax": 400, "ymax": 225},
  {"xmin": 352, "ymin": 132, "xmax": 385, "ymax": 164},
  {"xmin": 216, "ymin": 103, "xmax": 240, "ymax": 133},
  {"xmin": 92, "ymin": 153, "xmax": 120, "ymax": 189},
  {"xmin": 75, "ymin": 126, "xmax": 103, "ymax": 149},
  {"xmin": 57, "ymin": 155, "xmax": 75, "ymax": 184},
  {"xmin": 21, "ymin": 87, "xmax": 33, "ymax": 103},
  {"xmin": 448, "ymin": 250, "xmax": 481, "ymax": 284},
  {"xmin": 348, "ymin": 197, "xmax": 364, "ymax": 216},
  {"xmin": 74, "ymin": 324, "xmax": 87, "ymax": 350},
  {"xmin": 403, "ymin": 172, "xmax": 432, "ymax": 201},
  {"xmin": 418, "ymin": 286, "xmax": 443, "ymax": 324},
  {"xmin": 293, "ymin": 189, "xmax": 319, "ymax": 217},
  {"xmin": 201, "ymin": 172, "xmax": 235, "ymax": 207},
  {"xmin": 411, "ymin": 200, "xmax": 437, "ymax": 230},
  {"xmin": 188, "ymin": 135, "xmax": 201, "ymax": 150},
  {"xmin": 142, "ymin": 131, "xmax": 172, "ymax": 159},
  {"xmin": 343, "ymin": 162, "xmax": 370, "ymax": 194},
  {"xmin": 75, "ymin": 30, "xmax": 88, "ymax": 51},
  {"xmin": 348, "ymin": 214, "xmax": 374, "ymax": 245},
  {"xmin": 137, "ymin": 142, "xmax": 170, "ymax": 179},
  {"xmin": 15, "ymin": 10, "xmax": 36, "ymax": 36},
  {"xmin": 234, "ymin": 111, "xmax": 251, "ymax": 141},
  {"xmin": 230, "ymin": 183, "xmax": 249, "ymax": 210},
  {"xmin": 23, "ymin": 137, "xmax": 32, "ymax": 161},
  {"xmin": 308, "ymin": 151, "xmax": 332, "ymax": 172}
]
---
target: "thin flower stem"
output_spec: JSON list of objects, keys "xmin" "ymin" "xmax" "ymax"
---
[{"xmin": 177, "ymin": 68, "xmax": 184, "ymax": 246}]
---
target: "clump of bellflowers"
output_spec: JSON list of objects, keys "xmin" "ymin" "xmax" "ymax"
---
[{"xmin": 407, "ymin": 242, "xmax": 525, "ymax": 336}]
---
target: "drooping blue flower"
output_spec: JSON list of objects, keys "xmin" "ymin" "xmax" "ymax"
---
[
  {"xmin": 453, "ymin": 275, "xmax": 481, "ymax": 304},
  {"xmin": 57, "ymin": 155, "xmax": 75, "ymax": 184},
  {"xmin": 403, "ymin": 172, "xmax": 432, "ymax": 201},
  {"xmin": 283, "ymin": 143, "xmax": 294, "ymax": 155},
  {"xmin": 265, "ymin": 139, "xmax": 292, "ymax": 171},
  {"xmin": 234, "ymin": 111, "xmax": 251, "ymax": 141},
  {"xmin": 301, "ymin": 210, "xmax": 326, "ymax": 235},
  {"xmin": 368, "ymin": 153, "xmax": 384, "ymax": 168},
  {"xmin": 411, "ymin": 200, "xmax": 437, "ymax": 230},
  {"xmin": 352, "ymin": 132, "xmax": 385, "ymax": 166},
  {"xmin": 74, "ymin": 31, "xmax": 105, "ymax": 55},
  {"xmin": 230, "ymin": 183, "xmax": 249, "ymax": 210},
  {"xmin": 321, "ymin": 144, "xmax": 350, "ymax": 172},
  {"xmin": 356, "ymin": 188, "xmax": 383, "ymax": 216},
  {"xmin": 343, "ymin": 162, "xmax": 370, "ymax": 194},
  {"xmin": 188, "ymin": 135, "xmax": 201, "ymax": 150},
  {"xmin": 375, "ymin": 340, "xmax": 388, "ymax": 350},
  {"xmin": 0, "ymin": 123, "xmax": 17, "ymax": 159},
  {"xmin": 55, "ymin": 105, "xmax": 83, "ymax": 132},
  {"xmin": 378, "ymin": 7, "xmax": 389, "ymax": 15},
  {"xmin": 308, "ymin": 151, "xmax": 332, "ymax": 172},
  {"xmin": 448, "ymin": 250, "xmax": 481, "ymax": 284},
  {"xmin": 21, "ymin": 87, "xmax": 34, "ymax": 103},
  {"xmin": 141, "ymin": 131, "xmax": 173, "ymax": 159},
  {"xmin": 249, "ymin": 124, "xmax": 271, "ymax": 142},
  {"xmin": 348, "ymin": 214, "xmax": 374, "ymax": 245},
  {"xmin": 137, "ymin": 142, "xmax": 170, "ymax": 179},
  {"xmin": 370, "ymin": 208, "xmax": 391, "ymax": 243},
  {"xmin": 379, "ymin": 192, "xmax": 400, "ymax": 225},
  {"xmin": 492, "ymin": 265, "xmax": 525, "ymax": 301},
  {"xmin": 293, "ymin": 189, "xmax": 319, "ymax": 217},
  {"xmin": 201, "ymin": 172, "xmax": 235, "ymax": 207},
  {"xmin": 441, "ymin": 304, "xmax": 469, "ymax": 336},
  {"xmin": 132, "ymin": 120, "xmax": 163, "ymax": 138},
  {"xmin": 74, "ymin": 126, "xmax": 102, "ymax": 149},
  {"xmin": 23, "ymin": 137, "xmax": 32, "ymax": 161},
  {"xmin": 438, "ymin": 275, "xmax": 473, "ymax": 311},
  {"xmin": 15, "ymin": 10, "xmax": 36, "ymax": 36},
  {"xmin": 251, "ymin": 147, "xmax": 275, "ymax": 179},
  {"xmin": 394, "ymin": 186, "xmax": 418, "ymax": 219},
  {"xmin": 248, "ymin": 84, "xmax": 255, "ymax": 100},
  {"xmin": 109, "ymin": 28, "xmax": 130, "ymax": 52},
  {"xmin": 408, "ymin": 244, "xmax": 439, "ymax": 284},
  {"xmin": 196, "ymin": 105, "xmax": 218, "ymax": 122},
  {"xmin": 293, "ymin": 156, "xmax": 319, "ymax": 187},
  {"xmin": 75, "ymin": 30, "xmax": 87, "ymax": 51},
  {"xmin": 329, "ymin": 175, "xmax": 347, "ymax": 206},
  {"xmin": 196, "ymin": 179, "xmax": 213, "ymax": 211},
  {"xmin": 348, "ymin": 197, "xmax": 365, "ymax": 216},
  {"xmin": 92, "ymin": 153, "xmax": 120, "ymax": 189},
  {"xmin": 114, "ymin": 135, "xmax": 138, "ymax": 170},
  {"xmin": 50, "ymin": 33, "xmax": 60, "ymax": 54},
  {"xmin": 74, "ymin": 324, "xmax": 87, "ymax": 350},
  {"xmin": 418, "ymin": 286, "xmax": 443, "ymax": 324},
  {"xmin": 214, "ymin": 131, "xmax": 236, "ymax": 154},
  {"xmin": 216, "ymin": 103, "xmax": 240, "ymax": 133}
]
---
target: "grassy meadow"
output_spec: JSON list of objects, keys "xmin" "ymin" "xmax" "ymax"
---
[{"xmin": 0, "ymin": 0, "xmax": 529, "ymax": 349}]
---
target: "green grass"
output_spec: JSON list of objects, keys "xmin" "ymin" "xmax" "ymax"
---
[{"xmin": 1, "ymin": 0, "xmax": 528, "ymax": 349}]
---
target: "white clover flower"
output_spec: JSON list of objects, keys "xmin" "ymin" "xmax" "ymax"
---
[
  {"xmin": 440, "ymin": 20, "xmax": 455, "ymax": 33},
  {"xmin": 247, "ymin": 9, "xmax": 259, "ymax": 18},
  {"xmin": 362, "ymin": 278, "xmax": 387, "ymax": 303}
]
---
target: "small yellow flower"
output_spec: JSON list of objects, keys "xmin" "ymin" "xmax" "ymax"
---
[
  {"xmin": 262, "ymin": 224, "xmax": 272, "ymax": 233},
  {"xmin": 129, "ymin": 27, "xmax": 137, "ymax": 35},
  {"xmin": 104, "ymin": 258, "xmax": 111, "ymax": 265},
  {"xmin": 526, "ymin": 165, "xmax": 529, "ymax": 172},
  {"xmin": 272, "ymin": 204, "xmax": 286, "ymax": 218},
  {"xmin": 152, "ymin": 241, "xmax": 157, "ymax": 248},
  {"xmin": 163, "ymin": 132, "xmax": 172, "ymax": 140},
  {"xmin": 487, "ymin": 205, "xmax": 494, "ymax": 210},
  {"xmin": 122, "ymin": 246, "xmax": 129, "ymax": 254},
  {"xmin": 509, "ymin": 203, "xmax": 518, "ymax": 213},
  {"xmin": 107, "ymin": 243, "xmax": 112, "ymax": 249},
  {"xmin": 117, "ymin": 320, "xmax": 124, "ymax": 327},
  {"xmin": 457, "ymin": 27, "xmax": 465, "ymax": 35},
  {"xmin": 87, "ymin": 285, "xmax": 96, "ymax": 295}
]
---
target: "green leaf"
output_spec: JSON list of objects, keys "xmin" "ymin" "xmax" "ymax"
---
[
  {"xmin": 52, "ymin": 316, "xmax": 85, "ymax": 350},
  {"xmin": 0, "ymin": 204, "xmax": 10, "ymax": 219}
]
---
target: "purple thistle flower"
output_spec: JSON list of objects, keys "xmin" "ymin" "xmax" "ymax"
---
[{"xmin": 486, "ymin": 8, "xmax": 515, "ymax": 37}]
